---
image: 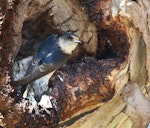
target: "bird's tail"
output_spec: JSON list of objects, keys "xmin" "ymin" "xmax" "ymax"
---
[{"xmin": 11, "ymin": 77, "xmax": 30, "ymax": 87}]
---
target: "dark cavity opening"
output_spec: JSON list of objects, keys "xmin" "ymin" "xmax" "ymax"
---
[
  {"xmin": 96, "ymin": 29, "xmax": 129, "ymax": 61},
  {"xmin": 16, "ymin": 11, "xmax": 61, "ymax": 60}
]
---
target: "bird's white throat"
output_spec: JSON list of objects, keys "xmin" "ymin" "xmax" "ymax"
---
[{"xmin": 58, "ymin": 38, "xmax": 78, "ymax": 54}]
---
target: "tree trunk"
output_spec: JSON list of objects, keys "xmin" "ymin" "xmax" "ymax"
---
[{"xmin": 0, "ymin": 0, "xmax": 150, "ymax": 128}]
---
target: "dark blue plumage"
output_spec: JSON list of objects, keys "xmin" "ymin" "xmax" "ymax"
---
[
  {"xmin": 36, "ymin": 35, "xmax": 58, "ymax": 61},
  {"xmin": 35, "ymin": 35, "xmax": 69, "ymax": 66}
]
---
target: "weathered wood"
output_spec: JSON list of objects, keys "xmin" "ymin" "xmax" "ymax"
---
[
  {"xmin": 122, "ymin": 82, "xmax": 150, "ymax": 128},
  {"xmin": 125, "ymin": 0, "xmax": 150, "ymax": 80},
  {"xmin": 0, "ymin": 0, "xmax": 150, "ymax": 128},
  {"xmin": 64, "ymin": 95, "xmax": 128, "ymax": 128}
]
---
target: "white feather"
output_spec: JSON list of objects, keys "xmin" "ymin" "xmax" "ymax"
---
[
  {"xmin": 23, "ymin": 70, "xmax": 55, "ymax": 99},
  {"xmin": 46, "ymin": 53, "xmax": 52, "ymax": 57},
  {"xmin": 38, "ymin": 95, "xmax": 53, "ymax": 108}
]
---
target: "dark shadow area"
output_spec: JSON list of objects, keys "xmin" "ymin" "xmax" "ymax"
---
[{"xmin": 96, "ymin": 29, "xmax": 129, "ymax": 60}]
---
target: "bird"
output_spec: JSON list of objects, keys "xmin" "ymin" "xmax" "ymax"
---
[{"xmin": 12, "ymin": 32, "xmax": 81, "ymax": 98}]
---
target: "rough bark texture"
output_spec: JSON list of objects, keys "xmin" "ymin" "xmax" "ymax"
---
[{"xmin": 0, "ymin": 0, "xmax": 150, "ymax": 128}]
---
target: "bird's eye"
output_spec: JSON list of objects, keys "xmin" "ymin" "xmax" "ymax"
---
[{"xmin": 67, "ymin": 35, "xmax": 73, "ymax": 40}]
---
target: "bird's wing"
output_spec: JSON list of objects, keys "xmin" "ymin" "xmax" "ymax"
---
[
  {"xmin": 24, "ymin": 56, "xmax": 40, "ymax": 76},
  {"xmin": 25, "ymin": 34, "xmax": 58, "ymax": 76},
  {"xmin": 12, "ymin": 56, "xmax": 68, "ymax": 87}
]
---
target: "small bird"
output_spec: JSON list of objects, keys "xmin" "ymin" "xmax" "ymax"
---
[{"xmin": 12, "ymin": 32, "xmax": 81, "ymax": 97}]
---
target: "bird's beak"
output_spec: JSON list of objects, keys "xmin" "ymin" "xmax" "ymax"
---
[
  {"xmin": 73, "ymin": 36, "xmax": 81, "ymax": 44},
  {"xmin": 75, "ymin": 39, "xmax": 81, "ymax": 44}
]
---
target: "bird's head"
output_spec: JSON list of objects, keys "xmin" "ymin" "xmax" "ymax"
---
[{"xmin": 58, "ymin": 32, "xmax": 81, "ymax": 54}]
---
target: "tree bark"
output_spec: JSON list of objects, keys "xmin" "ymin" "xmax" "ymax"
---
[{"xmin": 0, "ymin": 0, "xmax": 150, "ymax": 128}]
